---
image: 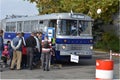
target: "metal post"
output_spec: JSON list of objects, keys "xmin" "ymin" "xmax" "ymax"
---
[
  {"xmin": 77, "ymin": 20, "xmax": 79, "ymax": 36},
  {"xmin": 110, "ymin": 50, "xmax": 112, "ymax": 60}
]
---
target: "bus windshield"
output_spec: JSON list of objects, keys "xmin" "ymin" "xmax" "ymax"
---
[{"xmin": 57, "ymin": 19, "xmax": 92, "ymax": 36}]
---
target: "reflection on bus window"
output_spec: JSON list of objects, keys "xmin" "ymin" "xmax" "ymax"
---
[
  {"xmin": 71, "ymin": 20, "xmax": 77, "ymax": 36},
  {"xmin": 6, "ymin": 22, "xmax": 16, "ymax": 32},
  {"xmin": 31, "ymin": 20, "xmax": 39, "ymax": 32},
  {"xmin": 23, "ymin": 21, "xmax": 31, "ymax": 32},
  {"xmin": 17, "ymin": 22, "xmax": 22, "ymax": 32},
  {"xmin": 49, "ymin": 20, "xmax": 57, "ymax": 28},
  {"xmin": 79, "ymin": 21, "xmax": 90, "ymax": 35},
  {"xmin": 57, "ymin": 20, "xmax": 91, "ymax": 36},
  {"xmin": 57, "ymin": 20, "xmax": 76, "ymax": 35},
  {"xmin": 78, "ymin": 21, "xmax": 83, "ymax": 35}
]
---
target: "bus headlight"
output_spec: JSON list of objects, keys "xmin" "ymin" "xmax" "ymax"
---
[
  {"xmin": 90, "ymin": 46, "xmax": 93, "ymax": 50},
  {"xmin": 62, "ymin": 45, "xmax": 66, "ymax": 49}
]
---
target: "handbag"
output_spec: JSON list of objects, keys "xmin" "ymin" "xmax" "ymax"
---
[{"xmin": 22, "ymin": 46, "xmax": 27, "ymax": 55}]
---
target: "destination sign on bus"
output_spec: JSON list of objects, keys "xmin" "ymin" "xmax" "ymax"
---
[{"xmin": 71, "ymin": 14, "xmax": 85, "ymax": 19}]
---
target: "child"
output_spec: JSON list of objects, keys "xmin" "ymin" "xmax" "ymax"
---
[
  {"xmin": 6, "ymin": 41, "xmax": 13, "ymax": 66},
  {"xmin": 1, "ymin": 45, "xmax": 10, "ymax": 66}
]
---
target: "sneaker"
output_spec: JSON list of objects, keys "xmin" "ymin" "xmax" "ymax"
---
[
  {"xmin": 10, "ymin": 68, "xmax": 14, "ymax": 70},
  {"xmin": 47, "ymin": 69, "xmax": 50, "ymax": 71},
  {"xmin": 16, "ymin": 69, "xmax": 21, "ymax": 70}
]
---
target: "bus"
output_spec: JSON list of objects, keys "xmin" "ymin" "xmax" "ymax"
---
[{"xmin": 1, "ymin": 13, "xmax": 93, "ymax": 63}]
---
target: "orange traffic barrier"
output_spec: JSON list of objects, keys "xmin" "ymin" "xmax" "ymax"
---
[{"xmin": 96, "ymin": 59, "xmax": 114, "ymax": 80}]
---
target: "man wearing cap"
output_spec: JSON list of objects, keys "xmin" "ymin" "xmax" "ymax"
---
[{"xmin": 10, "ymin": 32, "xmax": 22, "ymax": 70}]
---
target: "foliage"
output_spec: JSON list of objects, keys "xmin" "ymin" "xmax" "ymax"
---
[
  {"xmin": 25, "ymin": 0, "xmax": 119, "ymax": 23},
  {"xmin": 94, "ymin": 32, "xmax": 119, "ymax": 52},
  {"xmin": 25, "ymin": 0, "xmax": 119, "ymax": 52}
]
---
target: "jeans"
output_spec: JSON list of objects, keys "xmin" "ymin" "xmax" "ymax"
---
[
  {"xmin": 27, "ymin": 47, "xmax": 34, "ymax": 70},
  {"xmin": 41, "ymin": 52, "xmax": 51, "ymax": 71}
]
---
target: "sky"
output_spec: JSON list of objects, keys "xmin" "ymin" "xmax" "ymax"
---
[{"xmin": 0, "ymin": 0, "xmax": 39, "ymax": 20}]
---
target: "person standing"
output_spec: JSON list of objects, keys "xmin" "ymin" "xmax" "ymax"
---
[
  {"xmin": 6, "ymin": 41, "xmax": 13, "ymax": 66},
  {"xmin": 10, "ymin": 32, "xmax": 22, "ymax": 70},
  {"xmin": 34, "ymin": 32, "xmax": 40, "ymax": 63},
  {"xmin": 41, "ymin": 36, "xmax": 51, "ymax": 71},
  {"xmin": 36, "ymin": 32, "xmax": 43, "ymax": 61},
  {"xmin": 21, "ymin": 32, "xmax": 27, "ymax": 69},
  {"xmin": 0, "ymin": 29, "xmax": 4, "ymax": 58},
  {"xmin": 26, "ymin": 32, "xmax": 36, "ymax": 70}
]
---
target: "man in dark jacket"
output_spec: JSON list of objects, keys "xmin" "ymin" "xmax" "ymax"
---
[
  {"xmin": 0, "ymin": 29, "xmax": 4, "ymax": 58},
  {"xmin": 26, "ymin": 32, "xmax": 36, "ymax": 70}
]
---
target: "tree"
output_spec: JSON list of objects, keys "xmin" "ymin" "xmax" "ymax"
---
[
  {"xmin": 25, "ymin": 0, "xmax": 119, "ymax": 52},
  {"xmin": 25, "ymin": 0, "xmax": 119, "ymax": 23}
]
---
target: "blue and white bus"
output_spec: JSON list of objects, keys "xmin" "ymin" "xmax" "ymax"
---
[{"xmin": 1, "ymin": 13, "xmax": 93, "ymax": 62}]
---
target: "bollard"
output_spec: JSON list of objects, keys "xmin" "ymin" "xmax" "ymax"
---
[
  {"xmin": 96, "ymin": 59, "xmax": 114, "ymax": 80},
  {"xmin": 110, "ymin": 50, "xmax": 112, "ymax": 60}
]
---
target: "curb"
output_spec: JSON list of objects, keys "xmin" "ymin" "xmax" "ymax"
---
[{"xmin": 93, "ymin": 50, "xmax": 108, "ymax": 54}]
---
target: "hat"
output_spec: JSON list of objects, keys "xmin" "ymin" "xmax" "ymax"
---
[
  {"xmin": 16, "ymin": 32, "xmax": 21, "ymax": 35},
  {"xmin": 0, "ymin": 30, "xmax": 3, "ymax": 33},
  {"xmin": 4, "ymin": 46, "xmax": 8, "ymax": 49}
]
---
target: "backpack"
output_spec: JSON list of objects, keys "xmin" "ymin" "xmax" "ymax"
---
[{"xmin": 43, "ymin": 41, "xmax": 50, "ymax": 48}]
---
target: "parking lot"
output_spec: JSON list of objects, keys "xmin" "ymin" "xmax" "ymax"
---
[{"xmin": 0, "ymin": 52, "xmax": 119, "ymax": 79}]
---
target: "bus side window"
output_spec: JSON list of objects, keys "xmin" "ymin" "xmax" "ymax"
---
[
  {"xmin": 17, "ymin": 22, "xmax": 22, "ymax": 32},
  {"xmin": 6, "ymin": 22, "xmax": 16, "ymax": 32},
  {"xmin": 23, "ymin": 21, "xmax": 31, "ymax": 32}
]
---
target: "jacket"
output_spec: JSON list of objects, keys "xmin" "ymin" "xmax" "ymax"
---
[
  {"xmin": 11, "ymin": 36, "xmax": 22, "ymax": 51},
  {"xmin": 0, "ymin": 36, "xmax": 4, "ymax": 51}
]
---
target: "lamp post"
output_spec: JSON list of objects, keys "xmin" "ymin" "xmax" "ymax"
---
[
  {"xmin": 95, "ymin": 9, "xmax": 102, "ymax": 41},
  {"xmin": 97, "ymin": 9, "xmax": 102, "ymax": 14}
]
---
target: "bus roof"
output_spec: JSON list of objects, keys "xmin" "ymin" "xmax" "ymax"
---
[{"xmin": 5, "ymin": 13, "xmax": 93, "ymax": 22}]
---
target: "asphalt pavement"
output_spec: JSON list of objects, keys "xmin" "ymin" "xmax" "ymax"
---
[{"xmin": 0, "ymin": 51, "xmax": 119, "ymax": 80}]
